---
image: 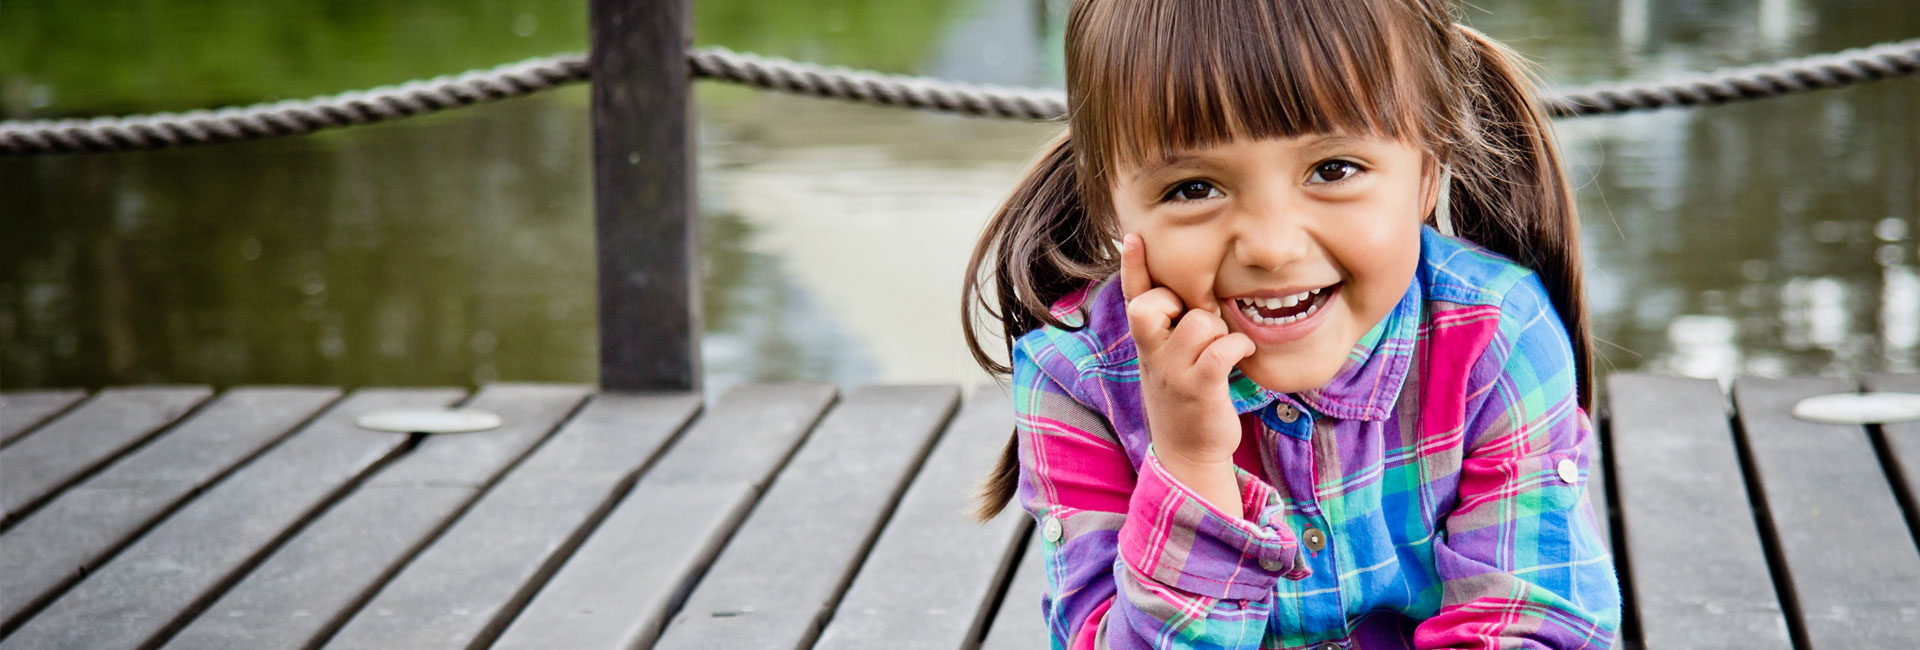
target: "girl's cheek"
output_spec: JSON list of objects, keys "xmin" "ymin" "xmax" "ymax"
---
[{"xmin": 1145, "ymin": 246, "xmax": 1222, "ymax": 312}]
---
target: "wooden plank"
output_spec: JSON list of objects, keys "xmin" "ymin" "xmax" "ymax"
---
[
  {"xmin": 0, "ymin": 388, "xmax": 464, "ymax": 650},
  {"xmin": 489, "ymin": 383, "xmax": 837, "ymax": 650},
  {"xmin": 147, "ymin": 384, "xmax": 590, "ymax": 650},
  {"xmin": 591, "ymin": 0, "xmax": 700, "ymax": 391},
  {"xmin": 1732, "ymin": 376, "xmax": 1920, "ymax": 649},
  {"xmin": 814, "ymin": 386, "xmax": 1030, "ymax": 650},
  {"xmin": 356, "ymin": 384, "xmax": 592, "ymax": 489},
  {"xmin": 980, "ymin": 533, "xmax": 1047, "ymax": 650},
  {"xmin": 1608, "ymin": 374, "xmax": 1790, "ymax": 649},
  {"xmin": 0, "ymin": 388, "xmax": 340, "ymax": 632},
  {"xmin": 0, "ymin": 386, "xmax": 211, "ymax": 523},
  {"xmin": 0, "ymin": 390, "xmax": 88, "ymax": 445},
  {"xmin": 499, "ymin": 482, "xmax": 754, "ymax": 648},
  {"xmin": 651, "ymin": 385, "xmax": 959, "ymax": 650},
  {"xmin": 1862, "ymin": 373, "xmax": 1920, "ymax": 540},
  {"xmin": 301, "ymin": 392, "xmax": 698, "ymax": 650}
]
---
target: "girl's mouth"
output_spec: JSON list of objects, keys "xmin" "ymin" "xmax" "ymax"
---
[
  {"xmin": 1230, "ymin": 286, "xmax": 1333, "ymax": 326},
  {"xmin": 1221, "ymin": 284, "xmax": 1339, "ymax": 344}
]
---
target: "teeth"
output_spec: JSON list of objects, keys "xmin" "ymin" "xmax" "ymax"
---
[{"xmin": 1234, "ymin": 287, "xmax": 1332, "ymax": 327}]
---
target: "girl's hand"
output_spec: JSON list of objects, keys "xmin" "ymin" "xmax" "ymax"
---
[{"xmin": 1120, "ymin": 233, "xmax": 1256, "ymax": 514}]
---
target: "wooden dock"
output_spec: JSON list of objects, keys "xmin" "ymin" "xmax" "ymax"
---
[{"xmin": 0, "ymin": 374, "xmax": 1916, "ymax": 649}]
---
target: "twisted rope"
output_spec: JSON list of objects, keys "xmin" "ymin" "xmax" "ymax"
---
[
  {"xmin": 684, "ymin": 49, "xmax": 1067, "ymax": 121},
  {"xmin": 1546, "ymin": 37, "xmax": 1920, "ymax": 116},
  {"xmin": 3, "ymin": 38, "xmax": 1916, "ymax": 155},
  {"xmin": 0, "ymin": 56, "xmax": 592, "ymax": 155}
]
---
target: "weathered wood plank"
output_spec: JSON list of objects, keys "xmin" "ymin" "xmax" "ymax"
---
[
  {"xmin": 356, "ymin": 384, "xmax": 592, "ymax": 489},
  {"xmin": 1732, "ymin": 376, "xmax": 1920, "ymax": 649},
  {"xmin": 0, "ymin": 388, "xmax": 464, "ymax": 650},
  {"xmin": 652, "ymin": 385, "xmax": 959, "ymax": 650},
  {"xmin": 980, "ymin": 533, "xmax": 1047, "ymax": 650},
  {"xmin": 305, "ymin": 392, "xmax": 698, "ymax": 650},
  {"xmin": 0, "ymin": 386, "xmax": 212, "ymax": 523},
  {"xmin": 145, "ymin": 384, "xmax": 590, "ymax": 650},
  {"xmin": 0, "ymin": 390, "xmax": 88, "ymax": 446},
  {"xmin": 0, "ymin": 388, "xmax": 340, "ymax": 632},
  {"xmin": 814, "ymin": 386, "xmax": 1030, "ymax": 650},
  {"xmin": 1608, "ymin": 374, "xmax": 1790, "ymax": 650},
  {"xmin": 1862, "ymin": 373, "xmax": 1920, "ymax": 539},
  {"xmin": 489, "ymin": 383, "xmax": 837, "ymax": 650}
]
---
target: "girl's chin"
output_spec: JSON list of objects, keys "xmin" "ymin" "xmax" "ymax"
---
[
  {"xmin": 1235, "ymin": 348, "xmax": 1346, "ymax": 395},
  {"xmin": 1223, "ymin": 304, "xmax": 1351, "ymax": 393}
]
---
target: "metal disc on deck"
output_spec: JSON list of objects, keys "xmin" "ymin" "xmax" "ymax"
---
[
  {"xmin": 1790, "ymin": 392, "xmax": 1920, "ymax": 425},
  {"xmin": 356, "ymin": 409, "xmax": 502, "ymax": 434}
]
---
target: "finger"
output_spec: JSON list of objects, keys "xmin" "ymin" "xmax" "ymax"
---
[
  {"xmin": 1125, "ymin": 287, "xmax": 1186, "ymax": 356},
  {"xmin": 1195, "ymin": 332, "xmax": 1256, "ymax": 378},
  {"xmin": 1119, "ymin": 233, "xmax": 1153, "ymax": 301},
  {"xmin": 1164, "ymin": 308, "xmax": 1228, "ymax": 366},
  {"xmin": 1196, "ymin": 293, "xmax": 1222, "ymax": 317}
]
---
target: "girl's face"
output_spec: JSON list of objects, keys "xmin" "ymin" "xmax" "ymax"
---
[{"xmin": 1111, "ymin": 133, "xmax": 1437, "ymax": 394}]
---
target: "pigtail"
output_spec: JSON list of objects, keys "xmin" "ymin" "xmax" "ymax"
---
[
  {"xmin": 1443, "ymin": 24, "xmax": 1593, "ymax": 411},
  {"xmin": 963, "ymin": 130, "xmax": 1117, "ymax": 521}
]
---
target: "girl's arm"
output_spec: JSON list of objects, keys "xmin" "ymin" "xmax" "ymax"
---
[
  {"xmin": 1012, "ymin": 337, "xmax": 1308, "ymax": 650},
  {"xmin": 1413, "ymin": 275, "xmax": 1621, "ymax": 649}
]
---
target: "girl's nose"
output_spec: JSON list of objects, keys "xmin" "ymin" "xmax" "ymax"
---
[{"xmin": 1229, "ymin": 194, "xmax": 1311, "ymax": 272}]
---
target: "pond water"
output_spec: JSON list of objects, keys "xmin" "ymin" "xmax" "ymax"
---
[{"xmin": 2, "ymin": 0, "xmax": 1916, "ymax": 395}]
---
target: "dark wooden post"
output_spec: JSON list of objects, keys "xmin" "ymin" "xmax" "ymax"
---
[{"xmin": 590, "ymin": 0, "xmax": 700, "ymax": 391}]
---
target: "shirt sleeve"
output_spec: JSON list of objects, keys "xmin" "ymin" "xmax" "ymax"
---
[
  {"xmin": 1012, "ymin": 337, "xmax": 1309, "ymax": 650},
  {"xmin": 1413, "ymin": 275, "xmax": 1622, "ymax": 649}
]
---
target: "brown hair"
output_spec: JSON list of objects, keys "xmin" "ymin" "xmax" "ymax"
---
[{"xmin": 963, "ymin": 0, "xmax": 1589, "ymax": 520}]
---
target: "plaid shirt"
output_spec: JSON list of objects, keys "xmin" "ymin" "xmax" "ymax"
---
[{"xmin": 1011, "ymin": 227, "xmax": 1620, "ymax": 649}]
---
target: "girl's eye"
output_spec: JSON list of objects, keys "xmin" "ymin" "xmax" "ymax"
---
[
  {"xmin": 1164, "ymin": 180, "xmax": 1223, "ymax": 202},
  {"xmin": 1309, "ymin": 160, "xmax": 1362, "ymax": 184}
]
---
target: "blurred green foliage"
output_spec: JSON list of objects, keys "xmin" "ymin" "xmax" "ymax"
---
[{"xmin": 0, "ymin": 0, "xmax": 965, "ymax": 117}]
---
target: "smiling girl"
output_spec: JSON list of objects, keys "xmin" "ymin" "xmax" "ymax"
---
[{"xmin": 961, "ymin": 0, "xmax": 1619, "ymax": 648}]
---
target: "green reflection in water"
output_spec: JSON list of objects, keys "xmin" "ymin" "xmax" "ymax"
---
[{"xmin": 1, "ymin": 93, "xmax": 598, "ymax": 387}]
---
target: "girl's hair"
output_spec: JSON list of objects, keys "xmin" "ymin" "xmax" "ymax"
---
[{"xmin": 963, "ymin": 0, "xmax": 1589, "ymax": 520}]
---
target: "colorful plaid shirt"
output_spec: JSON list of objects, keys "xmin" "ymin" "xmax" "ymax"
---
[{"xmin": 1011, "ymin": 227, "xmax": 1620, "ymax": 649}]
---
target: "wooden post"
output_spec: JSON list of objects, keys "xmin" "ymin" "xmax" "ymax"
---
[{"xmin": 590, "ymin": 0, "xmax": 700, "ymax": 391}]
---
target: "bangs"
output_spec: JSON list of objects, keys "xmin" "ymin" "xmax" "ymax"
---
[{"xmin": 1069, "ymin": 0, "xmax": 1424, "ymax": 180}]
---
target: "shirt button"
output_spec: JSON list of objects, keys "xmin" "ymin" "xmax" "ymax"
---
[
  {"xmin": 1313, "ymin": 642, "xmax": 1343, "ymax": 650},
  {"xmin": 1302, "ymin": 527, "xmax": 1327, "ymax": 552},
  {"xmin": 1042, "ymin": 516, "xmax": 1064, "ymax": 543},
  {"xmin": 1260, "ymin": 558, "xmax": 1288, "ymax": 572},
  {"xmin": 1557, "ymin": 459, "xmax": 1578, "ymax": 484},
  {"xmin": 1274, "ymin": 403, "xmax": 1299, "ymax": 423}
]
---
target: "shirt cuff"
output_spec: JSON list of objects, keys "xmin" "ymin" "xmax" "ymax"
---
[{"xmin": 1118, "ymin": 445, "xmax": 1309, "ymax": 600}]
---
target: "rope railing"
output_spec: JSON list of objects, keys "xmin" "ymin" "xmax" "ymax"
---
[{"xmin": 3, "ymin": 38, "xmax": 1917, "ymax": 155}]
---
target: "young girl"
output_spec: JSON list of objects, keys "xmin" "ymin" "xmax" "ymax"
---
[{"xmin": 962, "ymin": 0, "xmax": 1620, "ymax": 648}]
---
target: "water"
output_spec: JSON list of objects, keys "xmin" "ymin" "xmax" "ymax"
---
[{"xmin": 2, "ymin": 0, "xmax": 1915, "ymax": 394}]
